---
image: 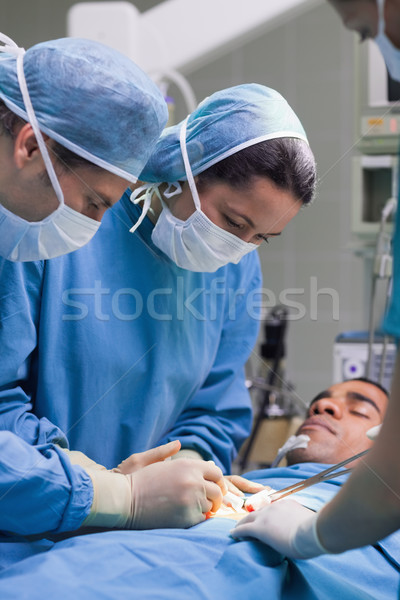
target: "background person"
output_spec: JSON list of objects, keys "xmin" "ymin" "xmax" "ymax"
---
[{"xmin": 0, "ymin": 83, "xmax": 316, "ymax": 533}]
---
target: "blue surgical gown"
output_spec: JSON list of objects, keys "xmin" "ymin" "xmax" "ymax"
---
[
  {"xmin": 0, "ymin": 192, "xmax": 261, "ymax": 532},
  {"xmin": 0, "ymin": 431, "xmax": 93, "ymax": 534}
]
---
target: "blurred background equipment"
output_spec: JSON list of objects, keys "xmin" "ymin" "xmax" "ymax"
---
[{"xmin": 236, "ymin": 306, "xmax": 306, "ymax": 473}]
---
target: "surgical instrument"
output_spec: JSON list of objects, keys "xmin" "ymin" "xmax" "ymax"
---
[{"xmin": 244, "ymin": 448, "xmax": 370, "ymax": 511}]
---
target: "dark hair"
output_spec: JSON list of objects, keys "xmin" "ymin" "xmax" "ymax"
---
[
  {"xmin": 347, "ymin": 377, "xmax": 389, "ymax": 398},
  {"xmin": 0, "ymin": 100, "xmax": 100, "ymax": 172},
  {"xmin": 196, "ymin": 137, "xmax": 316, "ymax": 206}
]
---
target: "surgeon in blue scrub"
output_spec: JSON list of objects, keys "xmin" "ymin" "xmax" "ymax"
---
[
  {"xmin": 231, "ymin": 0, "xmax": 400, "ymax": 559},
  {"xmin": 0, "ymin": 33, "xmax": 167, "ymax": 261},
  {"xmin": 0, "ymin": 32, "xmax": 169, "ymax": 535},
  {"xmin": 0, "ymin": 83, "xmax": 316, "ymax": 534}
]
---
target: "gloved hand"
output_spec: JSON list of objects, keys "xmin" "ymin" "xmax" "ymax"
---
[
  {"xmin": 171, "ymin": 448, "xmax": 203, "ymax": 461},
  {"xmin": 61, "ymin": 448, "xmax": 107, "ymax": 471},
  {"xmin": 83, "ymin": 457, "xmax": 227, "ymax": 530},
  {"xmin": 230, "ymin": 498, "xmax": 330, "ymax": 559},
  {"xmin": 63, "ymin": 440, "xmax": 180, "ymax": 473},
  {"xmin": 224, "ymin": 474, "xmax": 266, "ymax": 497},
  {"xmin": 114, "ymin": 440, "xmax": 181, "ymax": 474}
]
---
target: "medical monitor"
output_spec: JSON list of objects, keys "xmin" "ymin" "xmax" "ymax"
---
[{"xmin": 356, "ymin": 40, "xmax": 400, "ymax": 154}]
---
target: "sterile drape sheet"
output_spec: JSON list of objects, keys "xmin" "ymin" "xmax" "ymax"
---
[{"xmin": 0, "ymin": 463, "xmax": 399, "ymax": 599}]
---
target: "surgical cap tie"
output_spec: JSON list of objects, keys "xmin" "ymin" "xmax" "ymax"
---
[
  {"xmin": 129, "ymin": 184, "xmax": 162, "ymax": 233},
  {"xmin": 179, "ymin": 116, "xmax": 201, "ymax": 211},
  {"xmin": 0, "ymin": 33, "xmax": 64, "ymax": 207}
]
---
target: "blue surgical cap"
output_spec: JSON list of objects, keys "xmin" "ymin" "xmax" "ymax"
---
[
  {"xmin": 0, "ymin": 37, "xmax": 168, "ymax": 182},
  {"xmin": 140, "ymin": 83, "xmax": 308, "ymax": 183}
]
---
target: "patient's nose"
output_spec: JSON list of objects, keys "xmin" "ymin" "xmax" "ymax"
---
[{"xmin": 310, "ymin": 397, "xmax": 343, "ymax": 419}]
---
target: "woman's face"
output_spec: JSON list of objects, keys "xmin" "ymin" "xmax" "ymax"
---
[{"xmin": 165, "ymin": 176, "xmax": 302, "ymax": 245}]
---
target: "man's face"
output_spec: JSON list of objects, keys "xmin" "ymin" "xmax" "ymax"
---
[
  {"xmin": 286, "ymin": 380, "xmax": 388, "ymax": 465},
  {"xmin": 57, "ymin": 165, "xmax": 129, "ymax": 222}
]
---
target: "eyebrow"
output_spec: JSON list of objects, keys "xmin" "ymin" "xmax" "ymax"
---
[
  {"xmin": 91, "ymin": 192, "xmax": 114, "ymax": 209},
  {"xmin": 228, "ymin": 208, "xmax": 282, "ymax": 236},
  {"xmin": 309, "ymin": 390, "xmax": 382, "ymax": 415},
  {"xmin": 346, "ymin": 392, "xmax": 382, "ymax": 415}
]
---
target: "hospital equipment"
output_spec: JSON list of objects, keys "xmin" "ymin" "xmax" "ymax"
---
[
  {"xmin": 333, "ymin": 192, "xmax": 398, "ymax": 388},
  {"xmin": 333, "ymin": 332, "xmax": 396, "ymax": 391},
  {"xmin": 244, "ymin": 448, "xmax": 370, "ymax": 512},
  {"xmin": 239, "ymin": 307, "xmax": 306, "ymax": 471},
  {"xmin": 355, "ymin": 28, "xmax": 400, "ymax": 156},
  {"xmin": 366, "ymin": 194, "xmax": 397, "ymax": 378},
  {"xmin": 270, "ymin": 434, "xmax": 310, "ymax": 468},
  {"xmin": 351, "ymin": 155, "xmax": 396, "ymax": 237},
  {"xmin": 366, "ymin": 424, "xmax": 382, "ymax": 440},
  {"xmin": 338, "ymin": 3, "xmax": 400, "ymax": 388}
]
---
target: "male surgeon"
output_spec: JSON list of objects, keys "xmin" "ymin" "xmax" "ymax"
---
[
  {"xmin": 0, "ymin": 33, "xmax": 167, "ymax": 261},
  {"xmin": 0, "ymin": 33, "xmax": 228, "ymax": 536}
]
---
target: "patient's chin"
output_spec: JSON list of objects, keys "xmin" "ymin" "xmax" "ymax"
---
[{"xmin": 286, "ymin": 447, "xmax": 313, "ymax": 465}]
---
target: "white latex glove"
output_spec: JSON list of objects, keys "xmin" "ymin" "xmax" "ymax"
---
[
  {"xmin": 83, "ymin": 458, "xmax": 227, "ymax": 530},
  {"xmin": 231, "ymin": 498, "xmax": 330, "ymax": 559},
  {"xmin": 114, "ymin": 440, "xmax": 181, "ymax": 473},
  {"xmin": 60, "ymin": 448, "xmax": 107, "ymax": 471},
  {"xmin": 224, "ymin": 475, "xmax": 266, "ymax": 496},
  {"xmin": 170, "ymin": 449, "xmax": 203, "ymax": 461},
  {"xmin": 62, "ymin": 441, "xmax": 180, "ymax": 474}
]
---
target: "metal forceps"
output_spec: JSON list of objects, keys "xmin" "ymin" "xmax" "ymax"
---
[{"xmin": 267, "ymin": 448, "xmax": 370, "ymax": 503}]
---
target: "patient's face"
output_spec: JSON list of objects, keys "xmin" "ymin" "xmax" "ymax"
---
[{"xmin": 286, "ymin": 380, "xmax": 388, "ymax": 466}]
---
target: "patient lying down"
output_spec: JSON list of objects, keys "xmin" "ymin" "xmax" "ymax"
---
[
  {"xmin": 1, "ymin": 378, "xmax": 398, "ymax": 600},
  {"xmin": 217, "ymin": 377, "xmax": 388, "ymax": 519}
]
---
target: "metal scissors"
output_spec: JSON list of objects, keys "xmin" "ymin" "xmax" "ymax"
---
[{"xmin": 243, "ymin": 448, "xmax": 370, "ymax": 511}]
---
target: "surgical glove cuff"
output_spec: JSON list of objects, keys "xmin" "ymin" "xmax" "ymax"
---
[
  {"xmin": 60, "ymin": 447, "xmax": 107, "ymax": 471},
  {"xmin": 171, "ymin": 449, "xmax": 203, "ymax": 460},
  {"xmin": 292, "ymin": 511, "xmax": 331, "ymax": 559},
  {"xmin": 82, "ymin": 470, "xmax": 132, "ymax": 529}
]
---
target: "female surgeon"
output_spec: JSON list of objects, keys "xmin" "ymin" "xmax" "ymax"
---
[
  {"xmin": 0, "ymin": 83, "xmax": 316, "ymax": 536},
  {"xmin": 232, "ymin": 0, "xmax": 400, "ymax": 558}
]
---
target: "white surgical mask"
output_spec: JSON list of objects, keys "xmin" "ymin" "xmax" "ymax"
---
[
  {"xmin": 0, "ymin": 33, "xmax": 100, "ymax": 262},
  {"xmin": 0, "ymin": 203, "xmax": 100, "ymax": 262},
  {"xmin": 130, "ymin": 116, "xmax": 257, "ymax": 272},
  {"xmin": 375, "ymin": 0, "xmax": 400, "ymax": 82}
]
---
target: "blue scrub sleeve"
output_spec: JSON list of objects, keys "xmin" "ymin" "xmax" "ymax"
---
[
  {"xmin": 160, "ymin": 257, "xmax": 262, "ymax": 473},
  {"xmin": 0, "ymin": 431, "xmax": 93, "ymax": 535},
  {"xmin": 383, "ymin": 202, "xmax": 400, "ymax": 339},
  {"xmin": 0, "ymin": 259, "xmax": 68, "ymax": 446}
]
